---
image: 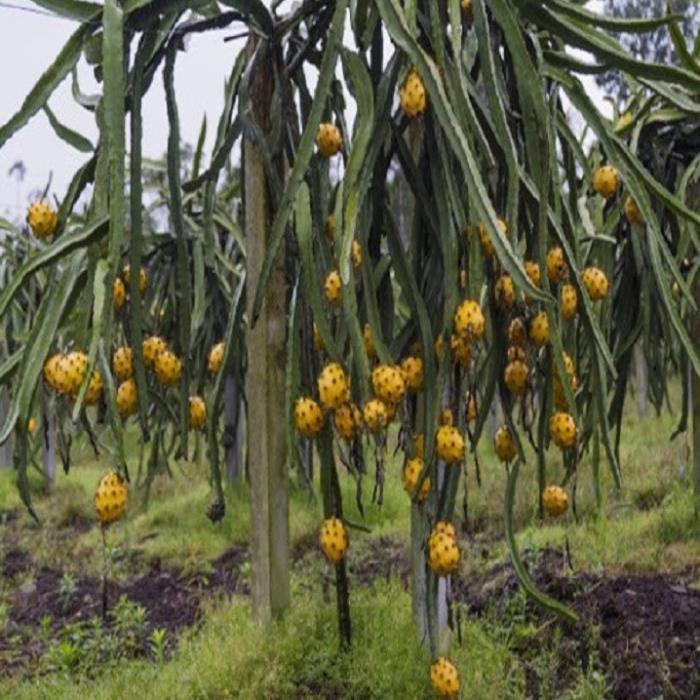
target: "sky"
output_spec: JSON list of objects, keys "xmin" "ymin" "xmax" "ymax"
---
[
  {"xmin": 0, "ymin": 1, "xmax": 248, "ymax": 217},
  {"xmin": 0, "ymin": 0, "xmax": 606, "ymax": 220}
]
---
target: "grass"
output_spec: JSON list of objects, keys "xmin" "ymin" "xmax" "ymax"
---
[
  {"xmin": 0, "ymin": 390, "xmax": 698, "ymax": 698},
  {"xmin": 2, "ymin": 579, "xmax": 524, "ymax": 700}
]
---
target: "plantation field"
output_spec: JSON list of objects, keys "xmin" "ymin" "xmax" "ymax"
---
[{"xmin": 0, "ymin": 397, "xmax": 698, "ymax": 700}]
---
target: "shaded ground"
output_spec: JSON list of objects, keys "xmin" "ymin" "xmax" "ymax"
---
[{"xmin": 1, "ymin": 517, "xmax": 699, "ymax": 698}]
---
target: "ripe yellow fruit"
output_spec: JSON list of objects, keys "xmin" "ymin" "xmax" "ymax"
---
[
  {"xmin": 333, "ymin": 403, "xmax": 359, "ymax": 441},
  {"xmin": 542, "ymin": 485, "xmax": 569, "ymax": 517},
  {"xmin": 316, "ymin": 122, "xmax": 342, "ymax": 158},
  {"xmin": 624, "ymin": 196, "xmax": 644, "ymax": 227},
  {"xmin": 63, "ymin": 351, "xmax": 88, "ymax": 394},
  {"xmin": 508, "ymin": 317, "xmax": 526, "ymax": 347},
  {"xmin": 94, "ymin": 471, "xmax": 128, "ymax": 526},
  {"xmin": 43, "ymin": 353, "xmax": 71, "ymax": 393},
  {"xmin": 81, "ymin": 370, "xmax": 103, "ymax": 406},
  {"xmin": 529, "ymin": 311, "xmax": 549, "ymax": 347},
  {"xmin": 523, "ymin": 260, "xmax": 541, "ymax": 304},
  {"xmin": 112, "ymin": 346, "xmax": 133, "ymax": 382},
  {"xmin": 142, "ymin": 336, "xmax": 167, "ymax": 368},
  {"xmin": 27, "ymin": 417, "xmax": 37, "ymax": 435},
  {"xmin": 593, "ymin": 164, "xmax": 618, "ymax": 199},
  {"xmin": 582, "ymin": 267, "xmax": 609, "ymax": 301},
  {"xmin": 549, "ymin": 411, "xmax": 577, "ymax": 449},
  {"xmin": 546, "ymin": 246, "xmax": 568, "ymax": 284},
  {"xmin": 560, "ymin": 284, "xmax": 578, "ymax": 321},
  {"xmin": 113, "ymin": 277, "xmax": 126, "ymax": 312},
  {"xmin": 427, "ymin": 524, "xmax": 460, "ymax": 576},
  {"xmin": 553, "ymin": 382, "xmax": 569, "ymax": 412},
  {"xmin": 208, "ymin": 342, "xmax": 225, "ymax": 374},
  {"xmin": 559, "ymin": 351, "xmax": 576, "ymax": 381},
  {"xmin": 319, "ymin": 517, "xmax": 348, "ymax": 563},
  {"xmin": 294, "ymin": 396, "xmax": 325, "ymax": 437},
  {"xmin": 504, "ymin": 360, "xmax": 528, "ymax": 395},
  {"xmin": 454, "ymin": 299, "xmax": 485, "ymax": 340},
  {"xmin": 26, "ymin": 200, "xmax": 57, "ymax": 239},
  {"xmin": 363, "ymin": 398, "xmax": 388, "ymax": 433},
  {"xmin": 553, "ymin": 352, "xmax": 578, "ymax": 411},
  {"xmin": 494, "ymin": 425, "xmax": 516, "ymax": 462},
  {"xmin": 122, "ymin": 264, "xmax": 147, "ymax": 295},
  {"xmin": 451, "ymin": 334, "xmax": 472, "ymax": 367},
  {"xmin": 476, "ymin": 216, "xmax": 507, "ymax": 257},
  {"xmin": 318, "ymin": 362, "xmax": 350, "ymax": 410},
  {"xmin": 371, "ymin": 364, "xmax": 406, "ymax": 405},
  {"xmin": 363, "ymin": 323, "xmax": 376, "ymax": 360},
  {"xmin": 402, "ymin": 457, "xmax": 430, "ymax": 502},
  {"xmin": 189, "ymin": 395, "xmax": 207, "ymax": 431},
  {"xmin": 434, "ymin": 521, "xmax": 456, "ymax": 538},
  {"xmin": 524, "ymin": 260, "xmax": 541, "ymax": 288},
  {"xmin": 352, "ymin": 239, "xmax": 362, "ymax": 269},
  {"xmin": 399, "ymin": 68, "xmax": 427, "ymax": 118},
  {"xmin": 325, "ymin": 213, "xmax": 336, "ymax": 240},
  {"xmin": 401, "ymin": 356, "xmax": 424, "ymax": 392},
  {"xmin": 494, "ymin": 274, "xmax": 516, "ymax": 310},
  {"xmin": 154, "ymin": 349, "xmax": 182, "ymax": 387},
  {"xmin": 436, "ymin": 425, "xmax": 464, "ymax": 464},
  {"xmin": 324, "ymin": 269, "xmax": 342, "ymax": 306},
  {"xmin": 116, "ymin": 378, "xmax": 138, "ymax": 418},
  {"xmin": 430, "ymin": 657, "xmax": 460, "ymax": 699}
]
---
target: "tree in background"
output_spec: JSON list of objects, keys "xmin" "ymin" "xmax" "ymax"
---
[{"xmin": 596, "ymin": 0, "xmax": 700, "ymax": 102}]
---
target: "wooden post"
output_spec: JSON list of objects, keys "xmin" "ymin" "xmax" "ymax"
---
[{"xmin": 245, "ymin": 39, "xmax": 290, "ymax": 620}]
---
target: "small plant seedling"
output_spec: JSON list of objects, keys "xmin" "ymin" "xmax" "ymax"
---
[
  {"xmin": 58, "ymin": 572, "xmax": 78, "ymax": 611},
  {"xmin": 148, "ymin": 628, "xmax": 168, "ymax": 664}
]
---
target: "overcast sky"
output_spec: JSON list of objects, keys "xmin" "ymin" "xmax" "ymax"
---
[
  {"xmin": 0, "ymin": 0, "xmax": 606, "ymax": 220},
  {"xmin": 0, "ymin": 1, "xmax": 250, "ymax": 218}
]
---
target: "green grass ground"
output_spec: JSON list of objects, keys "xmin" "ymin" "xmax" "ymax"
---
[{"xmin": 0, "ymin": 398, "xmax": 697, "ymax": 698}]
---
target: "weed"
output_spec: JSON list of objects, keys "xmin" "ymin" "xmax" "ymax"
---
[
  {"xmin": 58, "ymin": 572, "xmax": 78, "ymax": 611},
  {"xmin": 148, "ymin": 628, "xmax": 168, "ymax": 664}
]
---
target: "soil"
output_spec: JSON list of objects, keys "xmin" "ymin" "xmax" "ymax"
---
[
  {"xmin": 0, "ymin": 515, "xmax": 250, "ymax": 676},
  {"xmin": 1, "ymin": 513, "xmax": 698, "ymax": 698},
  {"xmin": 454, "ymin": 548, "xmax": 700, "ymax": 700}
]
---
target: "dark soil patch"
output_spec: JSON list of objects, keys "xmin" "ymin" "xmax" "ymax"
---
[
  {"xmin": 349, "ymin": 536, "xmax": 409, "ymax": 586},
  {"xmin": 55, "ymin": 511, "xmax": 94, "ymax": 533},
  {"xmin": 292, "ymin": 530, "xmax": 319, "ymax": 562},
  {"xmin": 454, "ymin": 547, "xmax": 700, "ymax": 700},
  {"xmin": 1, "ymin": 548, "xmax": 30, "ymax": 579},
  {"xmin": 0, "ymin": 542, "xmax": 250, "ymax": 676}
]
